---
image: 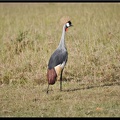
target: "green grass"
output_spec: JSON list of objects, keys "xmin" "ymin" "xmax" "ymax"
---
[{"xmin": 0, "ymin": 3, "xmax": 120, "ymax": 117}]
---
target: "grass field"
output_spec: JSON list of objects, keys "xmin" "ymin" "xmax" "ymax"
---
[{"xmin": 0, "ymin": 3, "xmax": 120, "ymax": 117}]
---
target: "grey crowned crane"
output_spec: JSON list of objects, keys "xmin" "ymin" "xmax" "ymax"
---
[{"xmin": 47, "ymin": 21, "xmax": 73, "ymax": 93}]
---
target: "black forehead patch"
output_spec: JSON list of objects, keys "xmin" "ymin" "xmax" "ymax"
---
[{"xmin": 67, "ymin": 21, "xmax": 72, "ymax": 25}]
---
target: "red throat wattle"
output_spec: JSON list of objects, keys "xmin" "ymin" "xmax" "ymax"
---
[{"xmin": 65, "ymin": 28, "xmax": 68, "ymax": 32}]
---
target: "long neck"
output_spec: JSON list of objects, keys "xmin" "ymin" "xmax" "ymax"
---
[{"xmin": 58, "ymin": 24, "xmax": 66, "ymax": 49}]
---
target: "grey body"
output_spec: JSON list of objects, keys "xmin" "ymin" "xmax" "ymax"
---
[{"xmin": 48, "ymin": 48, "xmax": 68, "ymax": 69}]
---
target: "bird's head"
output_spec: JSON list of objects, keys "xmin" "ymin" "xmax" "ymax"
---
[{"xmin": 65, "ymin": 21, "xmax": 73, "ymax": 32}]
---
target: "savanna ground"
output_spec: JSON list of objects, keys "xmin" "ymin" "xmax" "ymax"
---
[{"xmin": 0, "ymin": 3, "xmax": 120, "ymax": 117}]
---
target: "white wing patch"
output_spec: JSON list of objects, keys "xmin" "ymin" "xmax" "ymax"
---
[
  {"xmin": 61, "ymin": 61, "xmax": 66, "ymax": 69},
  {"xmin": 54, "ymin": 61, "xmax": 66, "ymax": 76}
]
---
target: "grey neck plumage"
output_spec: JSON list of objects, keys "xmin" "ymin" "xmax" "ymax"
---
[{"xmin": 57, "ymin": 24, "xmax": 66, "ymax": 50}]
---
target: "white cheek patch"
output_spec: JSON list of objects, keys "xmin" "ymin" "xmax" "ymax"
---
[{"xmin": 66, "ymin": 23, "xmax": 70, "ymax": 27}]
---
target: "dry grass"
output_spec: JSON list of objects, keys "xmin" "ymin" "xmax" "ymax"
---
[
  {"xmin": 0, "ymin": 3, "xmax": 120, "ymax": 117},
  {"xmin": 0, "ymin": 82, "xmax": 120, "ymax": 117}
]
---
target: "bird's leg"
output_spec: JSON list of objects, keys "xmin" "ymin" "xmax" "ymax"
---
[
  {"xmin": 46, "ymin": 84, "xmax": 49, "ymax": 94},
  {"xmin": 60, "ymin": 69, "xmax": 63, "ymax": 91}
]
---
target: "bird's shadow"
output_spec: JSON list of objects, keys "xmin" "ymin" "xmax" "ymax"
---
[
  {"xmin": 62, "ymin": 81, "xmax": 120, "ymax": 92},
  {"xmin": 63, "ymin": 86, "xmax": 95, "ymax": 92},
  {"xmin": 44, "ymin": 81, "xmax": 120, "ymax": 94}
]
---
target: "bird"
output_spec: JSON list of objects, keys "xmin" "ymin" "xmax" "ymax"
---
[{"xmin": 46, "ymin": 20, "xmax": 73, "ymax": 94}]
